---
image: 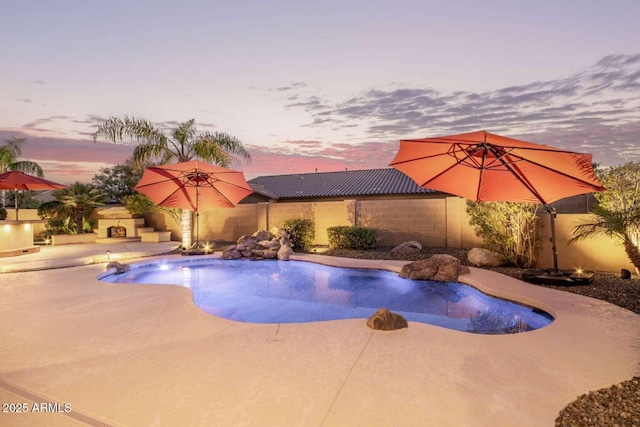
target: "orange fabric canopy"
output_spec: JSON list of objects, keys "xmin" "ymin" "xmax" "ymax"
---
[
  {"xmin": 134, "ymin": 160, "xmax": 253, "ymax": 211},
  {"xmin": 389, "ymin": 130, "xmax": 605, "ymax": 204}
]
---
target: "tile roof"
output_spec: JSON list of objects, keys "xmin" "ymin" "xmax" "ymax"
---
[{"xmin": 248, "ymin": 168, "xmax": 438, "ymax": 199}]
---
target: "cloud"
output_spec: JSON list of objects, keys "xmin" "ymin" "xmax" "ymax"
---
[
  {"xmin": 280, "ymin": 53, "xmax": 640, "ymax": 165},
  {"xmin": 15, "ymin": 98, "xmax": 32, "ymax": 103}
]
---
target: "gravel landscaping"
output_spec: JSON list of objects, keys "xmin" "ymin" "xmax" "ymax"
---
[{"xmin": 319, "ymin": 246, "xmax": 640, "ymax": 427}]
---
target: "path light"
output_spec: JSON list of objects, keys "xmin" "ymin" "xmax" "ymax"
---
[
  {"xmin": 106, "ymin": 249, "xmax": 111, "ymax": 261},
  {"xmin": 204, "ymin": 243, "xmax": 211, "ymax": 254}
]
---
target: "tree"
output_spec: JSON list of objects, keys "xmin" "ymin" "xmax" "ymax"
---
[
  {"xmin": 92, "ymin": 158, "xmax": 145, "ymax": 203},
  {"xmin": 466, "ymin": 201, "xmax": 540, "ymax": 268},
  {"xmin": 0, "ymin": 136, "xmax": 44, "ymax": 207},
  {"xmin": 570, "ymin": 162, "xmax": 640, "ymax": 273},
  {"xmin": 53, "ymin": 182, "xmax": 107, "ymax": 234},
  {"xmin": 93, "ymin": 116, "xmax": 251, "ymax": 248}
]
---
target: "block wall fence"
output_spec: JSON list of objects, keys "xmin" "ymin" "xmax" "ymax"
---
[{"xmin": 142, "ymin": 194, "xmax": 634, "ymax": 273}]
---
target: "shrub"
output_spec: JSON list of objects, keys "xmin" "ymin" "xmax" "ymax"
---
[
  {"xmin": 327, "ymin": 226, "xmax": 377, "ymax": 250},
  {"xmin": 0, "ymin": 207, "xmax": 6, "ymax": 220},
  {"xmin": 466, "ymin": 201, "xmax": 539, "ymax": 268},
  {"xmin": 123, "ymin": 193, "xmax": 158, "ymax": 216},
  {"xmin": 281, "ymin": 218, "xmax": 315, "ymax": 250}
]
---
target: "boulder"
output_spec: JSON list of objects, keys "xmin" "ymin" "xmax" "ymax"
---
[
  {"xmin": 106, "ymin": 261, "xmax": 129, "ymax": 274},
  {"xmin": 366, "ymin": 308, "xmax": 408, "ymax": 331},
  {"xmin": 263, "ymin": 250, "xmax": 278, "ymax": 259},
  {"xmin": 221, "ymin": 249, "xmax": 242, "ymax": 260},
  {"xmin": 400, "ymin": 254, "xmax": 468, "ymax": 282},
  {"xmin": 277, "ymin": 244, "xmax": 294, "ymax": 260},
  {"xmin": 252, "ymin": 229, "xmax": 273, "ymax": 241},
  {"xmin": 467, "ymin": 248, "xmax": 506, "ymax": 267},
  {"xmin": 390, "ymin": 240, "xmax": 422, "ymax": 255}
]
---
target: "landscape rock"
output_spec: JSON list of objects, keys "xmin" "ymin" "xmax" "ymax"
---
[
  {"xmin": 390, "ymin": 240, "xmax": 422, "ymax": 255},
  {"xmin": 252, "ymin": 229, "xmax": 273, "ymax": 241},
  {"xmin": 277, "ymin": 244, "xmax": 293, "ymax": 260},
  {"xmin": 106, "ymin": 261, "xmax": 130, "ymax": 274},
  {"xmin": 222, "ymin": 228, "xmax": 295, "ymax": 260},
  {"xmin": 468, "ymin": 248, "xmax": 506, "ymax": 267},
  {"xmin": 400, "ymin": 254, "xmax": 468, "ymax": 282},
  {"xmin": 366, "ymin": 308, "xmax": 408, "ymax": 331}
]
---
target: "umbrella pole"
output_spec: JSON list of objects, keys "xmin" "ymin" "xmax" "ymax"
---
[
  {"xmin": 545, "ymin": 205, "xmax": 559, "ymax": 274},
  {"xmin": 14, "ymin": 188, "xmax": 19, "ymax": 221}
]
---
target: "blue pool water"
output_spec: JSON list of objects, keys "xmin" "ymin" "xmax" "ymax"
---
[{"xmin": 100, "ymin": 259, "xmax": 553, "ymax": 334}]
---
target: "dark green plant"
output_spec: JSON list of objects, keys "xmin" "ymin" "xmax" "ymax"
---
[
  {"xmin": 0, "ymin": 206, "xmax": 6, "ymax": 220},
  {"xmin": 38, "ymin": 201, "xmax": 74, "ymax": 235},
  {"xmin": 281, "ymin": 218, "xmax": 315, "ymax": 250},
  {"xmin": 466, "ymin": 201, "xmax": 539, "ymax": 268},
  {"xmin": 122, "ymin": 193, "xmax": 158, "ymax": 216},
  {"xmin": 92, "ymin": 158, "xmax": 145, "ymax": 203},
  {"xmin": 327, "ymin": 226, "xmax": 377, "ymax": 250},
  {"xmin": 52, "ymin": 182, "xmax": 106, "ymax": 234}
]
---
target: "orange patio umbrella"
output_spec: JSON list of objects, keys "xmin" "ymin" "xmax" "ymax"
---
[
  {"xmin": 389, "ymin": 130, "xmax": 605, "ymax": 273},
  {"xmin": 0, "ymin": 171, "xmax": 66, "ymax": 220},
  {"xmin": 134, "ymin": 160, "xmax": 254, "ymax": 247}
]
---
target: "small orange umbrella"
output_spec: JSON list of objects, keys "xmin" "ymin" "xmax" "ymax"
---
[
  {"xmin": 0, "ymin": 171, "xmax": 66, "ymax": 220},
  {"xmin": 134, "ymin": 160, "xmax": 253, "ymax": 245},
  {"xmin": 390, "ymin": 130, "xmax": 605, "ymax": 272}
]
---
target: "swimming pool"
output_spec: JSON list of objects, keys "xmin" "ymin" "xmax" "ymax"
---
[{"xmin": 100, "ymin": 259, "xmax": 553, "ymax": 334}]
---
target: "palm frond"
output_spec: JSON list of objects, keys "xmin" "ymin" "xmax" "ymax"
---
[
  {"xmin": 195, "ymin": 132, "xmax": 251, "ymax": 167},
  {"xmin": 93, "ymin": 115, "xmax": 167, "ymax": 145},
  {"xmin": 569, "ymin": 213, "xmax": 625, "ymax": 243},
  {"xmin": 7, "ymin": 160, "xmax": 44, "ymax": 177}
]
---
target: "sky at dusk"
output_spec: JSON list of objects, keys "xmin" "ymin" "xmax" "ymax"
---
[{"xmin": 2, "ymin": 0, "xmax": 639, "ymax": 184}]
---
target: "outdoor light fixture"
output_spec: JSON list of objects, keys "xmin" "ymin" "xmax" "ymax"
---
[
  {"xmin": 44, "ymin": 238, "xmax": 51, "ymax": 245},
  {"xmin": 204, "ymin": 243, "xmax": 211, "ymax": 254},
  {"xmin": 106, "ymin": 249, "xmax": 112, "ymax": 261}
]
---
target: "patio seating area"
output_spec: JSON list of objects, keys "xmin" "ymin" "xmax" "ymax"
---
[{"xmin": 0, "ymin": 244, "xmax": 638, "ymax": 426}]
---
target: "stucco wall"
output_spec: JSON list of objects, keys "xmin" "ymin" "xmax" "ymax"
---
[{"xmin": 536, "ymin": 213, "xmax": 634, "ymax": 273}]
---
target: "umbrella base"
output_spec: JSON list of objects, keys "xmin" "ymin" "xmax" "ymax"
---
[{"xmin": 521, "ymin": 269, "xmax": 594, "ymax": 286}]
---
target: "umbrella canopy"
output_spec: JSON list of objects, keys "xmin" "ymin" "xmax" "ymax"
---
[
  {"xmin": 134, "ymin": 160, "xmax": 253, "ymax": 211},
  {"xmin": 134, "ymin": 160, "xmax": 254, "ymax": 248},
  {"xmin": 389, "ymin": 130, "xmax": 605, "ymax": 272},
  {"xmin": 0, "ymin": 171, "xmax": 66, "ymax": 220},
  {"xmin": 389, "ymin": 130, "xmax": 604, "ymax": 205}
]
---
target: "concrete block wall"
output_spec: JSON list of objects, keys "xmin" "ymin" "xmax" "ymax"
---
[
  {"xmin": 356, "ymin": 199, "xmax": 448, "ymax": 247},
  {"xmin": 139, "ymin": 197, "xmax": 632, "ymax": 272},
  {"xmin": 198, "ymin": 204, "xmax": 259, "ymax": 242}
]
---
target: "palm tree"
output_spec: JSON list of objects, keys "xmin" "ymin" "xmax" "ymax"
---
[
  {"xmin": 570, "ymin": 162, "xmax": 640, "ymax": 274},
  {"xmin": 0, "ymin": 137, "xmax": 44, "ymax": 207},
  {"xmin": 93, "ymin": 116, "xmax": 251, "ymax": 248},
  {"xmin": 53, "ymin": 182, "xmax": 106, "ymax": 234}
]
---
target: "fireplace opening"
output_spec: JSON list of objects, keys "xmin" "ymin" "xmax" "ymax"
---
[{"xmin": 107, "ymin": 226, "xmax": 127, "ymax": 238}]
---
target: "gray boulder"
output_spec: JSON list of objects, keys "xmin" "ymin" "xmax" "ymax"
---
[
  {"xmin": 390, "ymin": 240, "xmax": 422, "ymax": 255},
  {"xmin": 467, "ymin": 248, "xmax": 506, "ymax": 267},
  {"xmin": 106, "ymin": 261, "xmax": 129, "ymax": 274},
  {"xmin": 252, "ymin": 229, "xmax": 273, "ymax": 241},
  {"xmin": 400, "ymin": 254, "xmax": 469, "ymax": 282}
]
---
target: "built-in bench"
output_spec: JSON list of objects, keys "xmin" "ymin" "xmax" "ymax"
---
[{"xmin": 140, "ymin": 231, "xmax": 172, "ymax": 243}]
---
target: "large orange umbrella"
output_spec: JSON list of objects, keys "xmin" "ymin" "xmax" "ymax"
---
[
  {"xmin": 134, "ymin": 160, "xmax": 253, "ymax": 246},
  {"xmin": 389, "ymin": 130, "xmax": 605, "ymax": 273},
  {"xmin": 0, "ymin": 171, "xmax": 66, "ymax": 220}
]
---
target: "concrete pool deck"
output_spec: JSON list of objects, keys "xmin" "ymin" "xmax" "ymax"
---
[{"xmin": 0, "ymin": 244, "xmax": 638, "ymax": 426}]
